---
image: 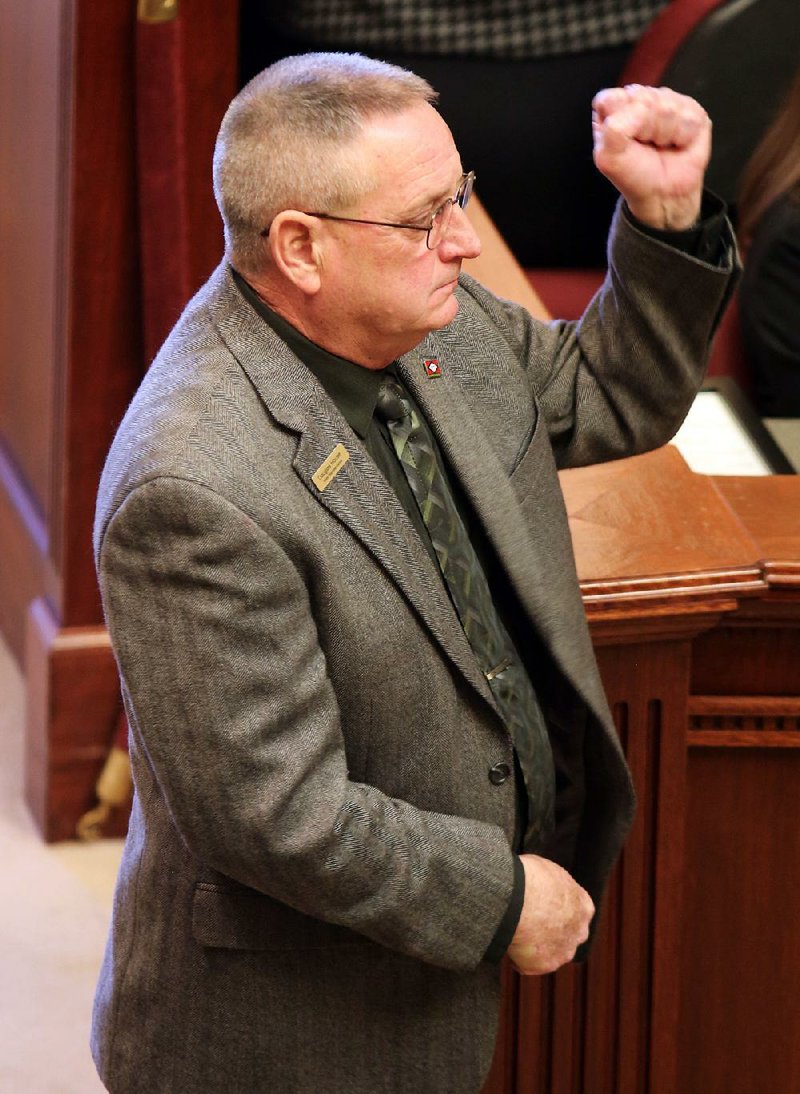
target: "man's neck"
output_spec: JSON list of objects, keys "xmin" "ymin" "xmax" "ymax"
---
[{"xmin": 238, "ymin": 267, "xmax": 404, "ymax": 371}]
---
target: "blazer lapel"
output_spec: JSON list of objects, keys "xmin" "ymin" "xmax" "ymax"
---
[
  {"xmin": 208, "ymin": 267, "xmax": 495, "ymax": 709},
  {"xmin": 291, "ymin": 426, "xmax": 497, "ymax": 706},
  {"xmin": 398, "ymin": 337, "xmax": 606, "ymax": 722}
]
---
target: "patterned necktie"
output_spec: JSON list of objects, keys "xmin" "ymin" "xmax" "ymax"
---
[{"xmin": 375, "ymin": 375, "xmax": 555, "ymax": 850}]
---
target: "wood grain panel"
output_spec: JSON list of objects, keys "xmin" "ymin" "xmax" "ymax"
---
[
  {"xmin": 692, "ymin": 623, "xmax": 800, "ymax": 695},
  {"xmin": 593, "ymin": 641, "xmax": 692, "ymax": 1094},
  {"xmin": 135, "ymin": 0, "xmax": 238, "ymax": 361},
  {"xmin": 60, "ymin": 0, "xmax": 145, "ymax": 625},
  {"xmin": 678, "ymin": 748, "xmax": 800, "ymax": 1094},
  {"xmin": 561, "ymin": 447, "xmax": 762, "ymax": 584},
  {"xmin": 480, "ymin": 960, "xmax": 520, "ymax": 1094},
  {"xmin": 0, "ymin": 442, "xmax": 57, "ymax": 661},
  {"xmin": 25, "ymin": 597, "xmax": 125, "ymax": 841},
  {"xmin": 714, "ymin": 475, "xmax": 800, "ymax": 567},
  {"xmin": 507, "ymin": 630, "xmax": 697, "ymax": 1094},
  {"xmin": 5, "ymin": 0, "xmax": 241, "ymax": 846},
  {"xmin": 0, "ymin": 1, "xmax": 65, "ymax": 515},
  {"xmin": 689, "ymin": 694, "xmax": 800, "ymax": 747},
  {"xmin": 180, "ymin": 0, "xmax": 238, "ymax": 288},
  {"xmin": 514, "ymin": 976, "xmax": 553, "ymax": 1093},
  {"xmin": 581, "ymin": 886, "xmax": 621, "ymax": 1094}
]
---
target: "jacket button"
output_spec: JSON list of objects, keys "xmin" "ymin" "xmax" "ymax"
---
[{"xmin": 488, "ymin": 761, "xmax": 511, "ymax": 785}]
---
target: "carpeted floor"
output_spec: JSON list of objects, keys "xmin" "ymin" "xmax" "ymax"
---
[{"xmin": 0, "ymin": 635, "xmax": 122, "ymax": 1093}]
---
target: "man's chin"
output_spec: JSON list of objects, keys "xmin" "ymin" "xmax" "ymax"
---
[{"xmin": 431, "ymin": 292, "xmax": 460, "ymax": 330}]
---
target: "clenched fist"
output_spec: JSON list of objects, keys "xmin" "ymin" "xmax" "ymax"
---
[
  {"xmin": 592, "ymin": 84, "xmax": 712, "ymax": 232},
  {"xmin": 507, "ymin": 854, "xmax": 595, "ymax": 976}
]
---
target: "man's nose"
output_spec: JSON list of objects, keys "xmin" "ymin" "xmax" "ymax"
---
[{"xmin": 438, "ymin": 204, "xmax": 481, "ymax": 261}]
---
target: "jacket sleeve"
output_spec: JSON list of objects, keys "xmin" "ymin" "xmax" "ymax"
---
[{"xmin": 459, "ymin": 197, "xmax": 740, "ymax": 469}]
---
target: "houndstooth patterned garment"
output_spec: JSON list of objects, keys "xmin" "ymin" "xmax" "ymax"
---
[{"xmin": 270, "ymin": 0, "xmax": 669, "ymax": 61}]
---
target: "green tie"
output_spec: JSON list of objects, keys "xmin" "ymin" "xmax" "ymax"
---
[{"xmin": 375, "ymin": 376, "xmax": 555, "ymax": 850}]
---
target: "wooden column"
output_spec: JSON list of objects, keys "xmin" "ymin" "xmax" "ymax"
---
[
  {"xmin": 0, "ymin": 0, "xmax": 238, "ymax": 839},
  {"xmin": 679, "ymin": 475, "xmax": 800, "ymax": 1094},
  {"xmin": 0, "ymin": 0, "xmax": 141, "ymax": 838}
]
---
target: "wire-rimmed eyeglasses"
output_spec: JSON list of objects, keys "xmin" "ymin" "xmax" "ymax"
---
[{"xmin": 260, "ymin": 171, "xmax": 476, "ymax": 250}]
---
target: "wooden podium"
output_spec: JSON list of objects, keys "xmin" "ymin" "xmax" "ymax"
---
[{"xmin": 482, "ymin": 444, "xmax": 800, "ymax": 1094}]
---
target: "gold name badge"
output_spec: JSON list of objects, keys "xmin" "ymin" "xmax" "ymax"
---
[{"xmin": 312, "ymin": 443, "xmax": 350, "ymax": 492}]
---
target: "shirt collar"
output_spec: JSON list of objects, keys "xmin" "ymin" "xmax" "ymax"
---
[{"xmin": 231, "ymin": 267, "xmax": 385, "ymax": 439}]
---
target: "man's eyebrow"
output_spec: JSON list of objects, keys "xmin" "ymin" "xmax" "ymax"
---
[
  {"xmin": 399, "ymin": 172, "xmax": 465, "ymax": 221},
  {"xmin": 398, "ymin": 192, "xmax": 445, "ymax": 222}
]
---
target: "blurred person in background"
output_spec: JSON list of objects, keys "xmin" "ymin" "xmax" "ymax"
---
[{"xmin": 737, "ymin": 64, "xmax": 800, "ymax": 417}]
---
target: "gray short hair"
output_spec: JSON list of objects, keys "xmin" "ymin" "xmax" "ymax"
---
[{"xmin": 213, "ymin": 53, "xmax": 437, "ymax": 274}]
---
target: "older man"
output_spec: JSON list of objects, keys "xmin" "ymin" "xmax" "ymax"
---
[{"xmin": 91, "ymin": 53, "xmax": 736, "ymax": 1093}]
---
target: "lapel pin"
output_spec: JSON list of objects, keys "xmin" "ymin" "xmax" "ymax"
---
[
  {"xmin": 312, "ymin": 443, "xmax": 350, "ymax": 492},
  {"xmin": 423, "ymin": 358, "xmax": 442, "ymax": 378}
]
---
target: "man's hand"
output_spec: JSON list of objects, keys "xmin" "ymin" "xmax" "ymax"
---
[
  {"xmin": 592, "ymin": 85, "xmax": 712, "ymax": 232},
  {"xmin": 507, "ymin": 854, "xmax": 595, "ymax": 976}
]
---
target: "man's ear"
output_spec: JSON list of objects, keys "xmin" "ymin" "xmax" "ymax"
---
[{"xmin": 267, "ymin": 211, "xmax": 324, "ymax": 296}]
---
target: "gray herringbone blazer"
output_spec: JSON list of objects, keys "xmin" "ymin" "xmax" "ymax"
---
[{"xmin": 91, "ymin": 205, "xmax": 736, "ymax": 1093}]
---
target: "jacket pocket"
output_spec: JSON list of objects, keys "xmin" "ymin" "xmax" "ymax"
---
[
  {"xmin": 192, "ymin": 882, "xmax": 374, "ymax": 952},
  {"xmin": 509, "ymin": 398, "xmax": 540, "ymax": 478}
]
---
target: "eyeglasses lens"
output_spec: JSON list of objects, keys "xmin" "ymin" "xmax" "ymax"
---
[
  {"xmin": 427, "ymin": 203, "xmax": 451, "ymax": 249},
  {"xmin": 426, "ymin": 172, "xmax": 475, "ymax": 249},
  {"xmin": 457, "ymin": 173, "xmax": 474, "ymax": 209}
]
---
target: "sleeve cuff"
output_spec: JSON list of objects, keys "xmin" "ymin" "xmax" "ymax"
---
[
  {"xmin": 483, "ymin": 855, "xmax": 525, "ymax": 964},
  {"xmin": 624, "ymin": 190, "xmax": 730, "ymax": 266}
]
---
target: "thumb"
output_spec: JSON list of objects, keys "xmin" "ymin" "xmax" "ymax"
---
[{"xmin": 593, "ymin": 116, "xmax": 629, "ymax": 157}]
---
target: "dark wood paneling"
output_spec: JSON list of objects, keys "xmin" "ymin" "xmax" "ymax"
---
[
  {"xmin": 25, "ymin": 597, "xmax": 126, "ymax": 841},
  {"xmin": 0, "ymin": 0, "xmax": 145, "ymax": 645},
  {"xmin": 692, "ymin": 622, "xmax": 800, "ymax": 696},
  {"xmin": 679, "ymin": 747, "xmax": 800, "ymax": 1094},
  {"xmin": 179, "ymin": 0, "xmax": 238, "ymax": 288},
  {"xmin": 59, "ymin": 0, "xmax": 239, "ymax": 626},
  {"xmin": 679, "ymin": 469, "xmax": 800, "ymax": 1094},
  {"xmin": 539, "ymin": 455, "xmax": 800, "ymax": 1094},
  {"xmin": 0, "ymin": 2, "xmax": 65, "ymax": 521},
  {"xmin": 1, "ymin": 0, "xmax": 239, "ymax": 842},
  {"xmin": 481, "ymin": 960, "xmax": 520, "ymax": 1094},
  {"xmin": 0, "ymin": 443, "xmax": 56, "ymax": 662},
  {"xmin": 61, "ymin": 0, "xmax": 145, "ymax": 625},
  {"xmin": 135, "ymin": 1, "xmax": 238, "ymax": 361},
  {"xmin": 514, "ymin": 976, "xmax": 552, "ymax": 1093},
  {"xmin": 593, "ymin": 641, "xmax": 692, "ymax": 1094}
]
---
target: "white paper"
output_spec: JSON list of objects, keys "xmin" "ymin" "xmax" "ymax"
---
[{"xmin": 670, "ymin": 391, "xmax": 773, "ymax": 476}]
